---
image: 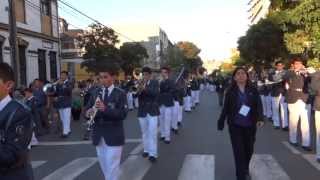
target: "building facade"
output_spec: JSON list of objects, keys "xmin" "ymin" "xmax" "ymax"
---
[
  {"xmin": 138, "ymin": 28, "xmax": 172, "ymax": 70},
  {"xmin": 59, "ymin": 19, "xmax": 90, "ymax": 80},
  {"xmin": 248, "ymin": 0, "xmax": 271, "ymax": 25},
  {"xmin": 0, "ymin": 0, "xmax": 60, "ymax": 86}
]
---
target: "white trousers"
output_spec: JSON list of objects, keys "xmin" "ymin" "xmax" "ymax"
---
[
  {"xmin": 315, "ymin": 111, "xmax": 320, "ymax": 159},
  {"xmin": 159, "ymin": 106, "xmax": 173, "ymax": 141},
  {"xmin": 134, "ymin": 97, "xmax": 139, "ymax": 108},
  {"xmin": 288, "ymin": 100, "xmax": 310, "ymax": 147},
  {"xmin": 58, "ymin": 107, "xmax": 71, "ymax": 135},
  {"xmin": 260, "ymin": 95, "xmax": 267, "ymax": 117},
  {"xmin": 195, "ymin": 90, "xmax": 200, "ymax": 104},
  {"xmin": 191, "ymin": 91, "xmax": 197, "ymax": 107},
  {"xmin": 28, "ymin": 132, "xmax": 38, "ymax": 149},
  {"xmin": 266, "ymin": 95, "xmax": 273, "ymax": 119},
  {"xmin": 184, "ymin": 96, "xmax": 192, "ymax": 111},
  {"xmin": 172, "ymin": 101, "xmax": 183, "ymax": 129},
  {"xmin": 200, "ymin": 84, "xmax": 204, "ymax": 91},
  {"xmin": 139, "ymin": 114, "xmax": 158, "ymax": 157},
  {"xmin": 127, "ymin": 92, "xmax": 134, "ymax": 110},
  {"xmin": 96, "ymin": 138, "xmax": 122, "ymax": 180},
  {"xmin": 272, "ymin": 94, "xmax": 288, "ymax": 128}
]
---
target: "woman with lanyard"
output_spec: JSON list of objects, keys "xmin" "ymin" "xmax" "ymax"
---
[{"xmin": 217, "ymin": 67, "xmax": 264, "ymax": 180}]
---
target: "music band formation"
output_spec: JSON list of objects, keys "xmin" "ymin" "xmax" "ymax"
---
[{"xmin": 1, "ymin": 55, "xmax": 320, "ymax": 180}]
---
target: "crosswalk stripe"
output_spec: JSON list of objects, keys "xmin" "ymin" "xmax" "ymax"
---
[
  {"xmin": 42, "ymin": 158, "xmax": 98, "ymax": 180},
  {"xmin": 129, "ymin": 143, "xmax": 144, "ymax": 155},
  {"xmin": 119, "ymin": 155, "xmax": 152, "ymax": 180},
  {"xmin": 302, "ymin": 154, "xmax": 320, "ymax": 171},
  {"xmin": 250, "ymin": 154, "xmax": 290, "ymax": 180},
  {"xmin": 281, "ymin": 141, "xmax": 301, "ymax": 155},
  {"xmin": 38, "ymin": 139, "xmax": 142, "ymax": 146},
  {"xmin": 31, "ymin": 161, "xmax": 47, "ymax": 169},
  {"xmin": 178, "ymin": 154, "xmax": 215, "ymax": 180}
]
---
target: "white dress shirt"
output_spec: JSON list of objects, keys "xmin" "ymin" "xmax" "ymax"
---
[{"xmin": 0, "ymin": 95, "xmax": 12, "ymax": 111}]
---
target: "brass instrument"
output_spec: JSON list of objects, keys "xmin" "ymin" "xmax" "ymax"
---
[{"xmin": 87, "ymin": 96, "xmax": 101, "ymax": 130}]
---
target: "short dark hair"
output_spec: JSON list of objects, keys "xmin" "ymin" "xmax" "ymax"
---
[
  {"xmin": 275, "ymin": 61, "xmax": 283, "ymax": 66},
  {"xmin": 142, "ymin": 67, "xmax": 152, "ymax": 74},
  {"xmin": 61, "ymin": 71, "xmax": 69, "ymax": 76},
  {"xmin": 161, "ymin": 66, "xmax": 171, "ymax": 73},
  {"xmin": 290, "ymin": 56, "xmax": 304, "ymax": 64},
  {"xmin": 0, "ymin": 62, "xmax": 15, "ymax": 82},
  {"xmin": 23, "ymin": 87, "xmax": 33, "ymax": 93}
]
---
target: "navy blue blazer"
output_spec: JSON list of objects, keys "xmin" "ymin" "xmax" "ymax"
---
[{"xmin": 86, "ymin": 86, "xmax": 128, "ymax": 146}]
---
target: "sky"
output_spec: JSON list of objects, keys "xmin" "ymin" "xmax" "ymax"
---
[{"xmin": 59, "ymin": 0, "xmax": 250, "ymax": 61}]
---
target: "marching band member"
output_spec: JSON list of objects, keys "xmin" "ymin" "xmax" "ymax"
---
[
  {"xmin": 54, "ymin": 71, "xmax": 73, "ymax": 138},
  {"xmin": 285, "ymin": 57, "xmax": 311, "ymax": 151},
  {"xmin": 85, "ymin": 66, "xmax": 128, "ymax": 180},
  {"xmin": 0, "ymin": 62, "xmax": 34, "ymax": 180},
  {"xmin": 257, "ymin": 69, "xmax": 269, "ymax": 118},
  {"xmin": 310, "ymin": 69, "xmax": 320, "ymax": 163},
  {"xmin": 159, "ymin": 67, "xmax": 175, "ymax": 144},
  {"xmin": 137, "ymin": 67, "xmax": 160, "ymax": 162},
  {"xmin": 183, "ymin": 72, "xmax": 192, "ymax": 112},
  {"xmin": 190, "ymin": 73, "xmax": 199, "ymax": 108},
  {"xmin": 269, "ymin": 61, "xmax": 288, "ymax": 130},
  {"xmin": 172, "ymin": 76, "xmax": 185, "ymax": 133}
]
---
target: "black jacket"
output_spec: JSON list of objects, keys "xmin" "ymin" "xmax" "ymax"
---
[
  {"xmin": 218, "ymin": 84, "xmax": 264, "ymax": 130},
  {"xmin": 54, "ymin": 80, "xmax": 72, "ymax": 109},
  {"xmin": 137, "ymin": 80, "xmax": 160, "ymax": 117},
  {"xmin": 86, "ymin": 86, "xmax": 128, "ymax": 146},
  {"xmin": 159, "ymin": 79, "xmax": 175, "ymax": 107},
  {"xmin": 284, "ymin": 71, "xmax": 309, "ymax": 104},
  {"xmin": 0, "ymin": 100, "xmax": 33, "ymax": 180}
]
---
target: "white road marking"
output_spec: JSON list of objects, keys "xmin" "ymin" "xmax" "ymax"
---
[
  {"xmin": 129, "ymin": 143, "xmax": 144, "ymax": 155},
  {"xmin": 302, "ymin": 154, "xmax": 320, "ymax": 171},
  {"xmin": 281, "ymin": 141, "xmax": 301, "ymax": 155},
  {"xmin": 119, "ymin": 155, "xmax": 152, "ymax": 180},
  {"xmin": 178, "ymin": 154, "xmax": 215, "ymax": 180},
  {"xmin": 250, "ymin": 154, "xmax": 290, "ymax": 180},
  {"xmin": 31, "ymin": 161, "xmax": 46, "ymax": 169},
  {"xmin": 37, "ymin": 139, "xmax": 142, "ymax": 146},
  {"xmin": 42, "ymin": 158, "xmax": 98, "ymax": 180}
]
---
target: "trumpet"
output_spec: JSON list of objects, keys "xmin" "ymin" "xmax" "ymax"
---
[
  {"xmin": 135, "ymin": 79, "xmax": 147, "ymax": 93},
  {"xmin": 43, "ymin": 79, "xmax": 62, "ymax": 94},
  {"xmin": 87, "ymin": 96, "xmax": 101, "ymax": 130}
]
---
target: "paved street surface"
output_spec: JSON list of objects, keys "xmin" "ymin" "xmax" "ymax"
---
[{"xmin": 31, "ymin": 91, "xmax": 320, "ymax": 180}]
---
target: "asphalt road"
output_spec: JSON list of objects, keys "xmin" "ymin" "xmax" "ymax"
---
[{"xmin": 30, "ymin": 90, "xmax": 320, "ymax": 180}]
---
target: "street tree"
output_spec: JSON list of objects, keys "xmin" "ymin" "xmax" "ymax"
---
[
  {"xmin": 77, "ymin": 23, "xmax": 121, "ymax": 74},
  {"xmin": 176, "ymin": 41, "xmax": 203, "ymax": 71},
  {"xmin": 237, "ymin": 19, "xmax": 287, "ymax": 68},
  {"xmin": 119, "ymin": 42, "xmax": 149, "ymax": 75}
]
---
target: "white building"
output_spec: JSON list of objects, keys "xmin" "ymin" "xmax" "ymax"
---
[
  {"xmin": 248, "ymin": 0, "xmax": 271, "ymax": 25},
  {"xmin": 0, "ymin": 0, "xmax": 60, "ymax": 86}
]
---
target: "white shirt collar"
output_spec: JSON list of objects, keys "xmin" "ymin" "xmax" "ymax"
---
[
  {"xmin": 0, "ymin": 95, "xmax": 12, "ymax": 111},
  {"xmin": 107, "ymin": 84, "xmax": 114, "ymax": 96}
]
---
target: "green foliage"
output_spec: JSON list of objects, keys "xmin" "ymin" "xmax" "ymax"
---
[
  {"xmin": 237, "ymin": 19, "xmax": 287, "ymax": 67},
  {"xmin": 307, "ymin": 58, "xmax": 320, "ymax": 69},
  {"xmin": 119, "ymin": 42, "xmax": 148, "ymax": 75},
  {"xmin": 77, "ymin": 23, "xmax": 121, "ymax": 74},
  {"xmin": 176, "ymin": 41, "xmax": 203, "ymax": 71}
]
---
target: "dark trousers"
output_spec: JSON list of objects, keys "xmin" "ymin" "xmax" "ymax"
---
[
  {"xmin": 217, "ymin": 91, "xmax": 224, "ymax": 106},
  {"xmin": 229, "ymin": 125, "xmax": 256, "ymax": 180},
  {"xmin": 72, "ymin": 108, "xmax": 82, "ymax": 121}
]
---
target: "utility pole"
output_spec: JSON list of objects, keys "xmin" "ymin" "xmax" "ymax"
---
[{"xmin": 8, "ymin": 0, "xmax": 20, "ymax": 86}]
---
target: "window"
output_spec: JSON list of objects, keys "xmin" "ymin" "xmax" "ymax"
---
[
  {"xmin": 19, "ymin": 46, "xmax": 27, "ymax": 86},
  {"xmin": 41, "ymin": 0, "xmax": 52, "ymax": 35},
  {"xmin": 15, "ymin": 0, "xmax": 26, "ymax": 23},
  {"xmin": 0, "ymin": 40, "xmax": 3, "ymax": 63},
  {"xmin": 49, "ymin": 51, "xmax": 57, "ymax": 80},
  {"xmin": 38, "ymin": 50, "xmax": 47, "ymax": 81},
  {"xmin": 41, "ymin": 0, "xmax": 51, "ymax": 16}
]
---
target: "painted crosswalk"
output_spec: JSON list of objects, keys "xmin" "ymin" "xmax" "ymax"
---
[
  {"xmin": 32, "ymin": 153, "xmax": 318, "ymax": 180},
  {"xmin": 42, "ymin": 158, "xmax": 98, "ymax": 180},
  {"xmin": 178, "ymin": 154, "xmax": 215, "ymax": 180},
  {"xmin": 250, "ymin": 154, "xmax": 290, "ymax": 180}
]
